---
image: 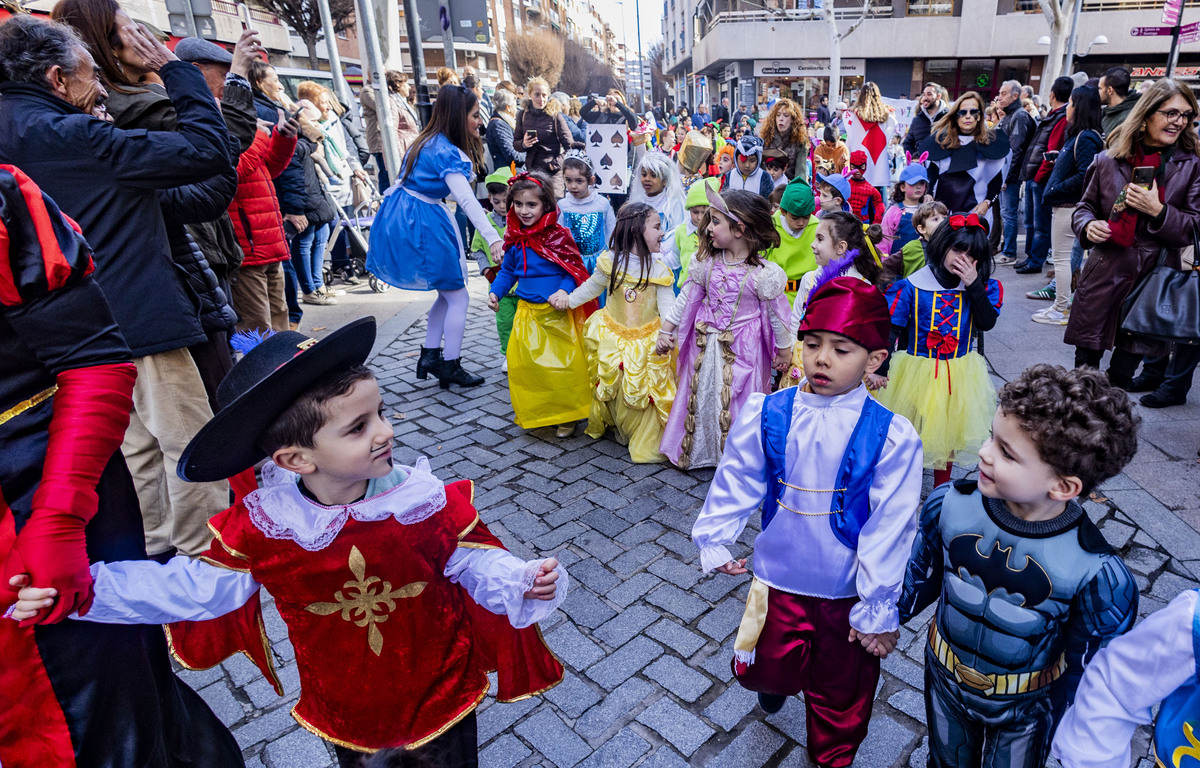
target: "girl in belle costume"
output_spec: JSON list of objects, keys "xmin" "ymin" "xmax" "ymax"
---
[
  {"xmin": 656, "ymin": 186, "xmax": 792, "ymax": 470},
  {"xmin": 561, "ymin": 203, "xmax": 678, "ymax": 463}
]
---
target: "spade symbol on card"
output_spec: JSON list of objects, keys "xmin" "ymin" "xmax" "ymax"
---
[
  {"xmin": 610, "ymin": 173, "xmax": 623, "ymax": 188},
  {"xmin": 610, "ymin": 132, "xmax": 624, "ymax": 146},
  {"xmin": 599, "ymin": 153, "xmax": 613, "ymax": 169},
  {"xmin": 590, "ymin": 130, "xmax": 602, "ymax": 146}
]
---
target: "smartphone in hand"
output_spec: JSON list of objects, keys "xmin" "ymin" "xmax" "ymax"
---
[{"xmin": 1132, "ymin": 165, "xmax": 1155, "ymax": 189}]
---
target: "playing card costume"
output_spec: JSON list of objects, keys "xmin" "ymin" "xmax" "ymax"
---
[
  {"xmin": 0, "ymin": 165, "xmax": 241, "ymax": 768},
  {"xmin": 692, "ymin": 278, "xmax": 924, "ymax": 767},
  {"xmin": 900, "ymin": 480, "xmax": 1138, "ymax": 768}
]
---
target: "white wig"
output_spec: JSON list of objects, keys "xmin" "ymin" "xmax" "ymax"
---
[{"xmin": 629, "ymin": 151, "xmax": 684, "ymax": 206}]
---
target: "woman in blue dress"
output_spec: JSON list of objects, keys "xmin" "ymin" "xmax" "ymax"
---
[{"xmin": 368, "ymin": 85, "xmax": 503, "ymax": 388}]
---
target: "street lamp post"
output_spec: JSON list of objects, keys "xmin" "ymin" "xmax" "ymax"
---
[
  {"xmin": 315, "ymin": 0, "xmax": 353, "ymax": 106},
  {"xmin": 634, "ymin": 0, "xmax": 645, "ymax": 111},
  {"xmin": 354, "ymin": 0, "xmax": 404, "ymax": 175}
]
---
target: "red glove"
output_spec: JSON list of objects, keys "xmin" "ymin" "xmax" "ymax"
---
[{"xmin": 4, "ymin": 362, "xmax": 136, "ymax": 625}]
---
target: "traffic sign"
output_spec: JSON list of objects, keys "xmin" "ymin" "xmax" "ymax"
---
[
  {"xmin": 1132, "ymin": 25, "xmax": 1175, "ymax": 35},
  {"xmin": 1164, "ymin": 0, "xmax": 1183, "ymax": 26},
  {"xmin": 1182, "ymin": 31, "xmax": 1200, "ymax": 43}
]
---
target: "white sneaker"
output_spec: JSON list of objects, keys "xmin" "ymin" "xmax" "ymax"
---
[
  {"xmin": 501, "ymin": 358, "xmax": 508, "ymax": 373},
  {"xmin": 1032, "ymin": 308, "xmax": 1069, "ymax": 325},
  {"xmin": 302, "ymin": 291, "xmax": 337, "ymax": 306},
  {"xmin": 320, "ymin": 285, "xmax": 346, "ymax": 297},
  {"xmin": 556, "ymin": 424, "xmax": 575, "ymax": 438}
]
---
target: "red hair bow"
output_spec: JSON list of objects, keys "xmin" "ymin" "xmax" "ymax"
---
[
  {"xmin": 508, "ymin": 172, "xmax": 543, "ymax": 188},
  {"xmin": 948, "ymin": 213, "xmax": 986, "ymax": 232}
]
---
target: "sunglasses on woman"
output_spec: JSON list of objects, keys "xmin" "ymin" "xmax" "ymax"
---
[{"xmin": 957, "ymin": 108, "xmax": 981, "ymax": 118}]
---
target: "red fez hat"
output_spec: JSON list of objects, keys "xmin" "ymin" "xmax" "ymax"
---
[
  {"xmin": 798, "ymin": 276, "xmax": 891, "ymax": 351},
  {"xmin": 849, "ymin": 150, "xmax": 868, "ymax": 166}
]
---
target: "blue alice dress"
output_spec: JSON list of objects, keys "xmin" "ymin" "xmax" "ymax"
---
[{"xmin": 367, "ymin": 134, "xmax": 475, "ymax": 291}]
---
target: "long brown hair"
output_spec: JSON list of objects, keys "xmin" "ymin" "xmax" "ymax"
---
[
  {"xmin": 400, "ymin": 84, "xmax": 482, "ymax": 184},
  {"xmin": 759, "ymin": 98, "xmax": 809, "ymax": 151},
  {"xmin": 51, "ymin": 0, "xmax": 139, "ymax": 90},
  {"xmin": 696, "ymin": 189, "xmax": 780, "ymax": 266},
  {"xmin": 931, "ymin": 91, "xmax": 996, "ymax": 150},
  {"xmin": 608, "ymin": 202, "xmax": 656, "ymax": 293},
  {"xmin": 1107, "ymin": 78, "xmax": 1200, "ymax": 161},
  {"xmin": 853, "ymin": 82, "xmax": 890, "ymax": 124}
]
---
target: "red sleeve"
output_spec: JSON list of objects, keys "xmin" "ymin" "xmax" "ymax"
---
[
  {"xmin": 1036, "ymin": 120, "xmax": 1069, "ymax": 183},
  {"xmin": 265, "ymin": 132, "xmax": 298, "ymax": 180},
  {"xmin": 236, "ymin": 132, "xmax": 269, "ymax": 181},
  {"xmin": 871, "ymin": 187, "xmax": 884, "ymax": 224}
]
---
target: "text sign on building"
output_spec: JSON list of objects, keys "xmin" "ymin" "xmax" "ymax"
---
[
  {"xmin": 1131, "ymin": 25, "xmax": 1176, "ymax": 35},
  {"xmin": 1163, "ymin": 0, "xmax": 1183, "ymax": 26},
  {"xmin": 1133, "ymin": 65, "xmax": 1200, "ymax": 78},
  {"xmin": 415, "ymin": 0, "xmax": 490, "ymax": 43},
  {"xmin": 753, "ymin": 59, "xmax": 866, "ymax": 78}
]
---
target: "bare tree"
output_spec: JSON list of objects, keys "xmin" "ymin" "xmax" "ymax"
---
[
  {"xmin": 1036, "ymin": 0, "xmax": 1071, "ymax": 101},
  {"xmin": 505, "ymin": 31, "xmax": 565, "ymax": 88},
  {"xmin": 823, "ymin": 0, "xmax": 874, "ymax": 103},
  {"xmin": 560, "ymin": 38, "xmax": 617, "ymax": 96},
  {"xmin": 256, "ymin": 0, "xmax": 355, "ymax": 69}
]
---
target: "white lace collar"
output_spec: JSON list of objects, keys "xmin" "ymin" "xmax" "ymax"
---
[
  {"xmin": 245, "ymin": 458, "xmax": 448, "ymax": 551},
  {"xmin": 908, "ymin": 265, "xmax": 962, "ymax": 291}
]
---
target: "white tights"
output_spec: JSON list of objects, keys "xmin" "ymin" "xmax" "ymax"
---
[{"xmin": 425, "ymin": 288, "xmax": 470, "ymax": 360}]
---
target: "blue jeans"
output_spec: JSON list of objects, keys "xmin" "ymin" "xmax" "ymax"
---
[
  {"xmin": 1025, "ymin": 180, "xmax": 1051, "ymax": 268},
  {"xmin": 290, "ymin": 222, "xmax": 330, "ymax": 294},
  {"xmin": 1000, "ymin": 182, "xmax": 1021, "ymax": 258},
  {"xmin": 281, "ymin": 257, "xmax": 302, "ymax": 324},
  {"xmin": 372, "ymin": 152, "xmax": 390, "ymax": 191}
]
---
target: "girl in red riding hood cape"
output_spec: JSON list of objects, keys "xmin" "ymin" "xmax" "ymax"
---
[
  {"xmin": 488, "ymin": 171, "xmax": 599, "ymax": 438},
  {"xmin": 876, "ymin": 214, "xmax": 1003, "ymax": 488}
]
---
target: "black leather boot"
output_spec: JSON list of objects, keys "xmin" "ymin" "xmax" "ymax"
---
[
  {"xmin": 417, "ymin": 347, "xmax": 443, "ymax": 380},
  {"xmin": 438, "ymin": 358, "xmax": 484, "ymax": 389}
]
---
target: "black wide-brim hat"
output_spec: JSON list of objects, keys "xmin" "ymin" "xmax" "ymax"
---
[{"xmin": 179, "ymin": 317, "xmax": 377, "ymax": 483}]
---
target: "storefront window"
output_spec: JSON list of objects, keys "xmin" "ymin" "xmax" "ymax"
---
[
  {"xmin": 997, "ymin": 58, "xmax": 1031, "ymax": 90},
  {"xmin": 907, "ymin": 0, "xmax": 954, "ymax": 14}
]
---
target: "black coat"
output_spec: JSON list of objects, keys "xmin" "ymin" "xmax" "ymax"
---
[
  {"xmin": 1042, "ymin": 130, "xmax": 1104, "ymax": 208},
  {"xmin": 289, "ymin": 136, "xmax": 337, "ymax": 227},
  {"xmin": 486, "ymin": 116, "xmax": 525, "ymax": 170},
  {"xmin": 1020, "ymin": 105, "xmax": 1066, "ymax": 182},
  {"xmin": 998, "ymin": 106, "xmax": 1037, "ymax": 185},
  {"xmin": 0, "ymin": 62, "xmax": 231, "ymax": 356},
  {"xmin": 903, "ymin": 104, "xmax": 947, "ymax": 156}
]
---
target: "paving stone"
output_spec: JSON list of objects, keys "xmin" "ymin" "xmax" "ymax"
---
[
  {"xmin": 223, "ymin": 651, "xmax": 264, "ymax": 687},
  {"xmin": 702, "ymin": 683, "xmax": 760, "ymax": 733},
  {"xmin": 479, "ymin": 733, "xmax": 532, "ymax": 768},
  {"xmin": 616, "ymin": 522, "xmax": 666, "ymax": 547},
  {"xmin": 535, "ymin": 521, "xmax": 587, "ymax": 551},
  {"xmin": 503, "ymin": 509, "xmax": 552, "ymax": 540},
  {"xmin": 514, "ymin": 709, "xmax": 592, "ymax": 768},
  {"xmin": 605, "ymin": 572, "xmax": 663, "ymax": 608},
  {"xmin": 765, "ymin": 695, "xmax": 808, "ymax": 743},
  {"xmin": 1101, "ymin": 520, "xmax": 1136, "ymax": 550},
  {"xmin": 575, "ymin": 678, "xmax": 658, "ymax": 740},
  {"xmin": 543, "ymin": 672, "xmax": 603, "ymax": 719},
  {"xmin": 611, "ymin": 543, "xmax": 665, "ymax": 576},
  {"xmin": 585, "ymin": 636, "xmax": 664, "ymax": 690},
  {"xmin": 614, "ymin": 496, "xmax": 664, "ymax": 523},
  {"xmin": 778, "ymin": 745, "xmax": 818, "ymax": 768},
  {"xmin": 1125, "ymin": 546, "xmax": 1170, "ymax": 576},
  {"xmin": 177, "ymin": 665, "xmax": 224, "ymax": 690},
  {"xmin": 697, "ymin": 598, "xmax": 745, "ymax": 642},
  {"xmin": 477, "ymin": 697, "xmax": 539, "ymax": 743},
  {"xmin": 575, "ymin": 529, "xmax": 625, "ymax": 561},
  {"xmin": 581, "ymin": 508, "xmax": 631, "ymax": 538},
  {"xmin": 232, "ymin": 706, "xmax": 300, "ymax": 749},
  {"xmin": 635, "ymin": 697, "xmax": 715, "ymax": 757},
  {"xmin": 909, "ymin": 737, "xmax": 930, "ymax": 768},
  {"xmin": 648, "ymin": 556, "xmax": 702, "ymax": 589},
  {"xmin": 561, "ymin": 587, "xmax": 618, "ymax": 629},
  {"xmin": 198, "ymin": 680, "xmax": 244, "ymax": 727},
  {"xmin": 1151, "ymin": 571, "xmax": 1200, "ymax": 601},
  {"xmin": 546, "ymin": 622, "xmax": 606, "ymax": 670},
  {"xmin": 1134, "ymin": 530, "xmax": 1159, "ymax": 549},
  {"xmin": 594, "ymin": 604, "xmax": 661, "ymax": 647},
  {"xmin": 262, "ymin": 726, "xmax": 331, "ymax": 767},
  {"xmin": 574, "ymin": 727, "xmax": 651, "ymax": 768},
  {"xmin": 708, "ymin": 720, "xmax": 787, "ymax": 767},
  {"xmin": 888, "ymin": 688, "xmax": 927, "ymax": 725},
  {"xmin": 643, "ymin": 656, "xmax": 712, "ymax": 702},
  {"xmin": 646, "ymin": 584, "xmax": 710, "ymax": 623},
  {"xmin": 570, "ymin": 558, "xmax": 622, "ymax": 594},
  {"xmin": 882, "ymin": 652, "xmax": 926, "ymax": 690},
  {"xmin": 645, "ymin": 618, "xmax": 708, "ymax": 657},
  {"xmin": 637, "ymin": 747, "xmax": 691, "ymax": 768},
  {"xmin": 1108, "ymin": 490, "xmax": 1200, "ymax": 561},
  {"xmin": 698, "ymin": 639, "xmax": 736, "ymax": 682},
  {"xmin": 856, "ymin": 714, "xmax": 917, "ymax": 767}
]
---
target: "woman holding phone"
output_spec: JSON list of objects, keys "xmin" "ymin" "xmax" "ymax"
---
[
  {"xmin": 1066, "ymin": 78, "xmax": 1200, "ymax": 388},
  {"xmin": 514, "ymin": 76, "xmax": 584, "ymax": 198}
]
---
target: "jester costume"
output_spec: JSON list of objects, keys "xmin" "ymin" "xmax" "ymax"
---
[
  {"xmin": 489, "ymin": 206, "xmax": 598, "ymax": 429},
  {"xmin": 900, "ymin": 480, "xmax": 1138, "ymax": 768},
  {"xmin": 1052, "ymin": 589, "xmax": 1200, "ymax": 768},
  {"xmin": 0, "ymin": 166, "xmax": 241, "ymax": 767},
  {"xmin": 692, "ymin": 278, "xmax": 924, "ymax": 768}
]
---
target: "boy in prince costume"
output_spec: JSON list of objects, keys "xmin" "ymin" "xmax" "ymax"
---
[{"xmin": 691, "ymin": 276, "xmax": 923, "ymax": 768}]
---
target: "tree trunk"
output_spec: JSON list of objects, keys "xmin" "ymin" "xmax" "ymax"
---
[
  {"xmin": 1040, "ymin": 20, "xmax": 1069, "ymax": 102},
  {"xmin": 824, "ymin": 6, "xmax": 841, "ymax": 104},
  {"xmin": 305, "ymin": 35, "xmax": 321, "ymax": 70}
]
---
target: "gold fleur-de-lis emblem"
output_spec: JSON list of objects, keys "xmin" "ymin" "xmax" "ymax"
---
[
  {"xmin": 304, "ymin": 546, "xmax": 426, "ymax": 656},
  {"xmin": 1174, "ymin": 721, "xmax": 1200, "ymax": 767}
]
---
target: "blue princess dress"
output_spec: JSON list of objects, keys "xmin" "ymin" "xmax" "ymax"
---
[{"xmin": 367, "ymin": 134, "xmax": 474, "ymax": 291}]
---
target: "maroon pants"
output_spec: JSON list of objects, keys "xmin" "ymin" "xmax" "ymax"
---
[{"xmin": 733, "ymin": 590, "xmax": 879, "ymax": 768}]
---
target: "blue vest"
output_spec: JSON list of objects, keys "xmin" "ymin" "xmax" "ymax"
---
[
  {"xmin": 760, "ymin": 387, "xmax": 893, "ymax": 550},
  {"xmin": 1155, "ymin": 590, "xmax": 1200, "ymax": 768}
]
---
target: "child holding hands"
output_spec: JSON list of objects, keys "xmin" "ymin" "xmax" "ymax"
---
[
  {"xmin": 564, "ymin": 203, "xmax": 678, "ymax": 463},
  {"xmin": 691, "ymin": 276, "xmax": 923, "ymax": 768},
  {"xmin": 489, "ymin": 172, "xmax": 598, "ymax": 437},
  {"xmin": 657, "ymin": 186, "xmax": 792, "ymax": 469}
]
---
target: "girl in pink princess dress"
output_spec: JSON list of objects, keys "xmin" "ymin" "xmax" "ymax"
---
[{"xmin": 656, "ymin": 186, "xmax": 792, "ymax": 470}]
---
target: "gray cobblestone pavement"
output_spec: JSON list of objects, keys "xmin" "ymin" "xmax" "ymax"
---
[{"xmin": 193, "ymin": 266, "xmax": 1200, "ymax": 767}]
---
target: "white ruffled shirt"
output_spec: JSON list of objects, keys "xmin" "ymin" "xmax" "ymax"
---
[
  {"xmin": 73, "ymin": 459, "xmax": 567, "ymax": 630},
  {"xmin": 691, "ymin": 384, "xmax": 923, "ymax": 634},
  {"xmin": 1052, "ymin": 590, "xmax": 1199, "ymax": 768}
]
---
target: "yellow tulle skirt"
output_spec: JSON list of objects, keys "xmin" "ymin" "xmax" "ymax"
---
[
  {"xmin": 877, "ymin": 351, "xmax": 996, "ymax": 469},
  {"xmin": 583, "ymin": 312, "xmax": 677, "ymax": 463},
  {"xmin": 507, "ymin": 300, "xmax": 592, "ymax": 430},
  {"xmin": 779, "ymin": 341, "xmax": 805, "ymax": 390}
]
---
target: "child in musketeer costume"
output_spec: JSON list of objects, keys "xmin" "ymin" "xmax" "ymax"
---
[
  {"xmin": 10, "ymin": 317, "xmax": 567, "ymax": 767},
  {"xmin": 1052, "ymin": 589, "xmax": 1200, "ymax": 768},
  {"xmin": 898, "ymin": 364, "xmax": 1140, "ymax": 768},
  {"xmin": 690, "ymin": 275, "xmax": 924, "ymax": 768}
]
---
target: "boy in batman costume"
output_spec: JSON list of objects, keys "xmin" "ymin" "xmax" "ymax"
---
[{"xmin": 899, "ymin": 364, "xmax": 1140, "ymax": 768}]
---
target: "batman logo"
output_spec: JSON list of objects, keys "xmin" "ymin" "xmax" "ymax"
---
[{"xmin": 947, "ymin": 534, "xmax": 1052, "ymax": 607}]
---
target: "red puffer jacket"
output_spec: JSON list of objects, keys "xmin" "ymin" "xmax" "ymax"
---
[{"xmin": 229, "ymin": 129, "xmax": 296, "ymax": 266}]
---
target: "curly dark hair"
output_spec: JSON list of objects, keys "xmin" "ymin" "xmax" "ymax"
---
[{"xmin": 996, "ymin": 364, "xmax": 1140, "ymax": 497}]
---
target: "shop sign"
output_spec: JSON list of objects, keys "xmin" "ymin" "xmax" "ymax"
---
[
  {"xmin": 1132, "ymin": 65, "xmax": 1200, "ymax": 78},
  {"xmin": 753, "ymin": 58, "xmax": 866, "ymax": 77}
]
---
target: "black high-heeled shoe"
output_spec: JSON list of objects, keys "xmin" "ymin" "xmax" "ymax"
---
[
  {"xmin": 417, "ymin": 347, "xmax": 443, "ymax": 380},
  {"xmin": 437, "ymin": 358, "xmax": 484, "ymax": 389}
]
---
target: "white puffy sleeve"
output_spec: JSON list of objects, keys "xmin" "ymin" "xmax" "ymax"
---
[
  {"xmin": 71, "ymin": 557, "xmax": 261, "ymax": 624},
  {"xmin": 568, "ymin": 252, "xmax": 611, "ymax": 308},
  {"xmin": 1052, "ymin": 590, "xmax": 1199, "ymax": 768},
  {"xmin": 446, "ymin": 172, "xmax": 501, "ymax": 247},
  {"xmin": 664, "ymin": 258, "xmax": 710, "ymax": 327},
  {"xmin": 691, "ymin": 393, "xmax": 769, "ymax": 572},
  {"xmin": 653, "ymin": 259, "xmax": 678, "ymax": 323},
  {"xmin": 659, "ymin": 227, "xmax": 682, "ymax": 272},
  {"xmin": 847, "ymin": 416, "xmax": 924, "ymax": 634},
  {"xmin": 444, "ymin": 548, "xmax": 569, "ymax": 628},
  {"xmin": 755, "ymin": 262, "xmax": 793, "ymax": 350}
]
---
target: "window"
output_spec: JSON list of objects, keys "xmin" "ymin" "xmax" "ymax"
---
[{"xmin": 906, "ymin": 0, "xmax": 954, "ymax": 14}]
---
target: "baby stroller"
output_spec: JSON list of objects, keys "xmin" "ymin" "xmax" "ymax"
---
[{"xmin": 322, "ymin": 183, "xmax": 391, "ymax": 293}]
